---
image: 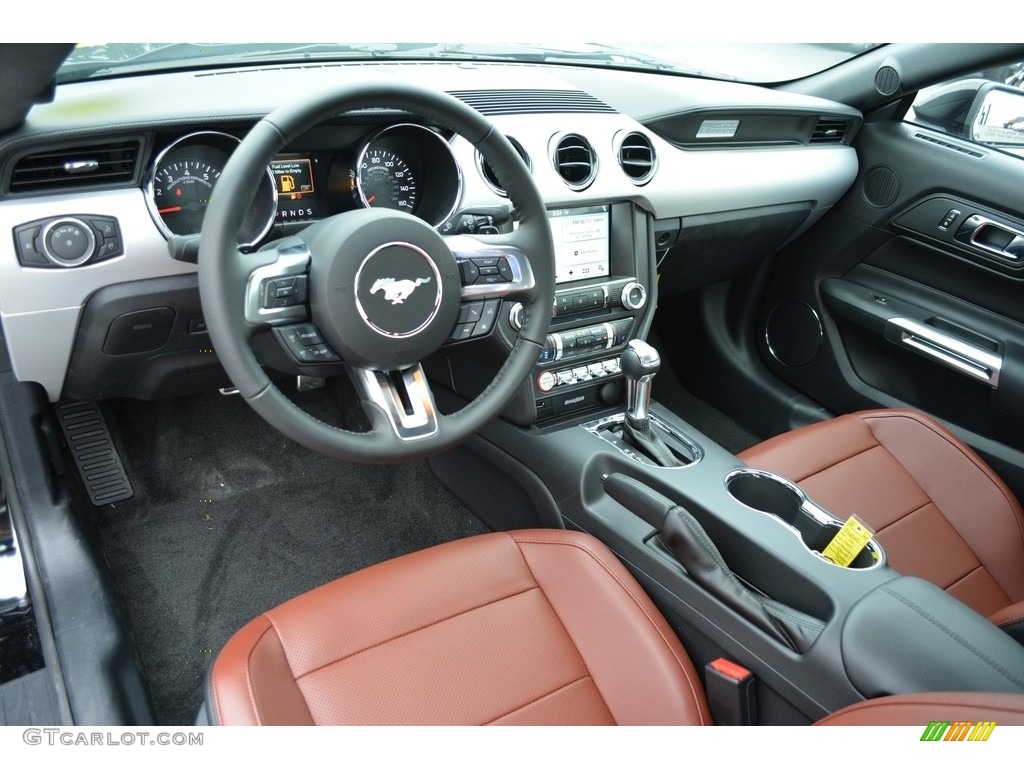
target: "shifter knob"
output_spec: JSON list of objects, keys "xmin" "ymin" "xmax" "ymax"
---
[
  {"xmin": 621, "ymin": 339, "xmax": 660, "ymax": 423},
  {"xmin": 621, "ymin": 339, "xmax": 661, "ymax": 379}
]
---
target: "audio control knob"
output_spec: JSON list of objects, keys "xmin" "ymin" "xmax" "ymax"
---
[
  {"xmin": 620, "ymin": 281, "xmax": 647, "ymax": 310},
  {"xmin": 39, "ymin": 218, "xmax": 96, "ymax": 267},
  {"xmin": 508, "ymin": 302, "xmax": 525, "ymax": 331}
]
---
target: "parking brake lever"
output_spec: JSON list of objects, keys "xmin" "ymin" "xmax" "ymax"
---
[{"xmin": 603, "ymin": 472, "xmax": 823, "ymax": 653}]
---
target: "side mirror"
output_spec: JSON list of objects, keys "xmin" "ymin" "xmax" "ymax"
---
[{"xmin": 969, "ymin": 82, "xmax": 1024, "ymax": 146}]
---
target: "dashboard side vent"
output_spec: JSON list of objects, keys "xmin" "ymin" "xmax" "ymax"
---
[
  {"xmin": 8, "ymin": 139, "xmax": 142, "ymax": 194},
  {"xmin": 912, "ymin": 132, "xmax": 985, "ymax": 158},
  {"xmin": 449, "ymin": 89, "xmax": 615, "ymax": 116},
  {"xmin": 809, "ymin": 119, "xmax": 848, "ymax": 144},
  {"xmin": 551, "ymin": 133, "xmax": 597, "ymax": 190},
  {"xmin": 477, "ymin": 136, "xmax": 532, "ymax": 197},
  {"xmin": 617, "ymin": 131, "xmax": 656, "ymax": 184}
]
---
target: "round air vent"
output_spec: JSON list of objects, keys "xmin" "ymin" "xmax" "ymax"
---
[
  {"xmin": 475, "ymin": 136, "xmax": 531, "ymax": 197},
  {"xmin": 550, "ymin": 132, "xmax": 597, "ymax": 191},
  {"xmin": 862, "ymin": 165, "xmax": 901, "ymax": 208},
  {"xmin": 615, "ymin": 130, "xmax": 657, "ymax": 185},
  {"xmin": 874, "ymin": 65, "xmax": 901, "ymax": 96}
]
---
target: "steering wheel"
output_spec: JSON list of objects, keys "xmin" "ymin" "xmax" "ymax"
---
[{"xmin": 198, "ymin": 82, "xmax": 555, "ymax": 463}]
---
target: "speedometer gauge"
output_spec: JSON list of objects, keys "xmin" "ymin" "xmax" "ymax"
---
[{"xmin": 356, "ymin": 149, "xmax": 418, "ymax": 212}]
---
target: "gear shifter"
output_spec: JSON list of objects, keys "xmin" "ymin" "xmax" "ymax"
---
[{"xmin": 620, "ymin": 339, "xmax": 684, "ymax": 467}]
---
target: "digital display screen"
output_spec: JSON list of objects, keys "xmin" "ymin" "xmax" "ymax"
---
[
  {"xmin": 548, "ymin": 204, "xmax": 610, "ymax": 284},
  {"xmin": 271, "ymin": 154, "xmax": 321, "ymax": 223}
]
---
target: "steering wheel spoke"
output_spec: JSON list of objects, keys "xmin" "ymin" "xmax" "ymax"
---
[
  {"xmin": 243, "ymin": 240, "xmax": 312, "ymax": 327},
  {"xmin": 349, "ymin": 364, "xmax": 439, "ymax": 441}
]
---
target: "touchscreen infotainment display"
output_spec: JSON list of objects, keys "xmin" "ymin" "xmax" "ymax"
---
[{"xmin": 547, "ymin": 204, "xmax": 610, "ymax": 284}]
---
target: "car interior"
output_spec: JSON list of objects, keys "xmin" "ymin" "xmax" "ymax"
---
[{"xmin": 2, "ymin": 41, "xmax": 1024, "ymax": 728}]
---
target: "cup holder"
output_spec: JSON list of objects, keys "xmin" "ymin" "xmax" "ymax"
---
[{"xmin": 725, "ymin": 469, "xmax": 883, "ymax": 570}]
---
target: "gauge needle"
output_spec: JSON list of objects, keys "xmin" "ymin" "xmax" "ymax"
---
[
  {"xmin": 366, "ymin": 195, "xmax": 376, "ymax": 204},
  {"xmin": 159, "ymin": 206, "xmax": 183, "ymax": 214}
]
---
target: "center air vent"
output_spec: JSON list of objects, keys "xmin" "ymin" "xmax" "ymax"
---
[
  {"xmin": 551, "ymin": 133, "xmax": 597, "ymax": 191},
  {"xmin": 476, "ymin": 136, "xmax": 531, "ymax": 197},
  {"xmin": 616, "ymin": 131, "xmax": 656, "ymax": 185},
  {"xmin": 8, "ymin": 138, "xmax": 143, "ymax": 195},
  {"xmin": 809, "ymin": 119, "xmax": 848, "ymax": 145}
]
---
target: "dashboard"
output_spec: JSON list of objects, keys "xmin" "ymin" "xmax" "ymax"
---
[{"xmin": 0, "ymin": 60, "xmax": 862, "ymax": 415}]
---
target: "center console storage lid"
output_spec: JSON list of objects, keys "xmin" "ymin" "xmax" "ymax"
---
[{"xmin": 842, "ymin": 576, "xmax": 1024, "ymax": 697}]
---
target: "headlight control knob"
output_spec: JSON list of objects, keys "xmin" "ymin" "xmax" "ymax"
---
[
  {"xmin": 39, "ymin": 218, "xmax": 96, "ymax": 267},
  {"xmin": 620, "ymin": 281, "xmax": 647, "ymax": 310}
]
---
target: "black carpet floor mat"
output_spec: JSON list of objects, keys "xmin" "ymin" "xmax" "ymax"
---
[{"xmin": 93, "ymin": 386, "xmax": 487, "ymax": 726}]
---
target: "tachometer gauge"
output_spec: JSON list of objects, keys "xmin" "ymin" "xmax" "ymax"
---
[
  {"xmin": 355, "ymin": 148, "xmax": 418, "ymax": 212},
  {"xmin": 152, "ymin": 159, "xmax": 220, "ymax": 235},
  {"xmin": 146, "ymin": 131, "xmax": 277, "ymax": 247}
]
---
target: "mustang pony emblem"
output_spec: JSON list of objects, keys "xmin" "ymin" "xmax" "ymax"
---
[{"xmin": 369, "ymin": 277, "xmax": 431, "ymax": 305}]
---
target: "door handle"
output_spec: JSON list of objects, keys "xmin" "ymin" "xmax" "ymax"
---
[
  {"xmin": 954, "ymin": 214, "xmax": 1024, "ymax": 264},
  {"xmin": 887, "ymin": 317, "xmax": 1002, "ymax": 387}
]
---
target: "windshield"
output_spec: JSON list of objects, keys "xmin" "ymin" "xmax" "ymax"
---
[{"xmin": 57, "ymin": 43, "xmax": 881, "ymax": 85}]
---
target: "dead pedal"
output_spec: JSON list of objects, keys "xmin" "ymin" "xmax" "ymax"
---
[{"xmin": 56, "ymin": 401, "xmax": 133, "ymax": 506}]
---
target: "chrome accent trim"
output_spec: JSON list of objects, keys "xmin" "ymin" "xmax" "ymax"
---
[
  {"xmin": 0, "ymin": 502, "xmax": 28, "ymax": 614},
  {"xmin": 40, "ymin": 217, "xmax": 96, "ymax": 267},
  {"xmin": 63, "ymin": 159, "xmax": 100, "ymax": 174},
  {"xmin": 354, "ymin": 123, "xmax": 463, "ymax": 228},
  {"xmin": 888, "ymin": 317, "xmax": 1002, "ymax": 387},
  {"xmin": 624, "ymin": 339, "xmax": 659, "ymax": 422},
  {"xmin": 549, "ymin": 131, "xmax": 598, "ymax": 192},
  {"xmin": 353, "ymin": 241, "xmax": 442, "ymax": 339},
  {"xmin": 145, "ymin": 130, "xmax": 277, "ymax": 248},
  {"xmin": 613, "ymin": 129, "xmax": 658, "ymax": 186},
  {"xmin": 954, "ymin": 214, "xmax": 1024, "ymax": 263},
  {"xmin": 764, "ymin": 303, "xmax": 822, "ymax": 367},
  {"xmin": 581, "ymin": 412, "xmax": 704, "ymax": 469},
  {"xmin": 620, "ymin": 281, "xmax": 647, "ymax": 310},
  {"xmin": 474, "ymin": 135, "xmax": 532, "ymax": 198},
  {"xmin": 602, "ymin": 322, "xmax": 616, "ymax": 350},
  {"xmin": 244, "ymin": 242, "xmax": 311, "ymax": 326},
  {"xmin": 352, "ymin": 364, "xmax": 438, "ymax": 441},
  {"xmin": 725, "ymin": 468, "xmax": 885, "ymax": 571}
]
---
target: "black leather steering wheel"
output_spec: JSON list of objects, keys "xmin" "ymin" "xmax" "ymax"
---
[{"xmin": 198, "ymin": 82, "xmax": 555, "ymax": 463}]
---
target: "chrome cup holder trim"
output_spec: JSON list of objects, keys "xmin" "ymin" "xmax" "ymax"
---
[{"xmin": 725, "ymin": 467, "xmax": 885, "ymax": 571}]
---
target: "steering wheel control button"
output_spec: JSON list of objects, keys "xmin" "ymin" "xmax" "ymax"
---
[
  {"xmin": 459, "ymin": 259, "xmax": 480, "ymax": 285},
  {"xmin": 457, "ymin": 302, "xmax": 484, "ymax": 325},
  {"xmin": 355, "ymin": 242, "xmax": 442, "ymax": 338},
  {"xmin": 448, "ymin": 323, "xmax": 476, "ymax": 342},
  {"xmin": 274, "ymin": 324, "xmax": 340, "ymax": 364},
  {"xmin": 262, "ymin": 276, "xmax": 308, "ymax": 309},
  {"xmin": 473, "ymin": 299, "xmax": 501, "ymax": 336}
]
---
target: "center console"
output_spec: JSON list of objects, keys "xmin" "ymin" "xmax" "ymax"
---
[
  {"xmin": 429, "ymin": 203, "xmax": 1024, "ymax": 723},
  {"xmin": 434, "ymin": 200, "xmax": 655, "ymax": 426}
]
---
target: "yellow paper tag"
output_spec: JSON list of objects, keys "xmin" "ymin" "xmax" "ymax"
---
[{"xmin": 821, "ymin": 515, "xmax": 875, "ymax": 567}]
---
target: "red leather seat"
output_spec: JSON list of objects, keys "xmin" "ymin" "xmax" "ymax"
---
[
  {"xmin": 739, "ymin": 409, "xmax": 1024, "ymax": 634},
  {"xmin": 208, "ymin": 529, "xmax": 712, "ymax": 725},
  {"xmin": 207, "ymin": 526, "xmax": 1024, "ymax": 725}
]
